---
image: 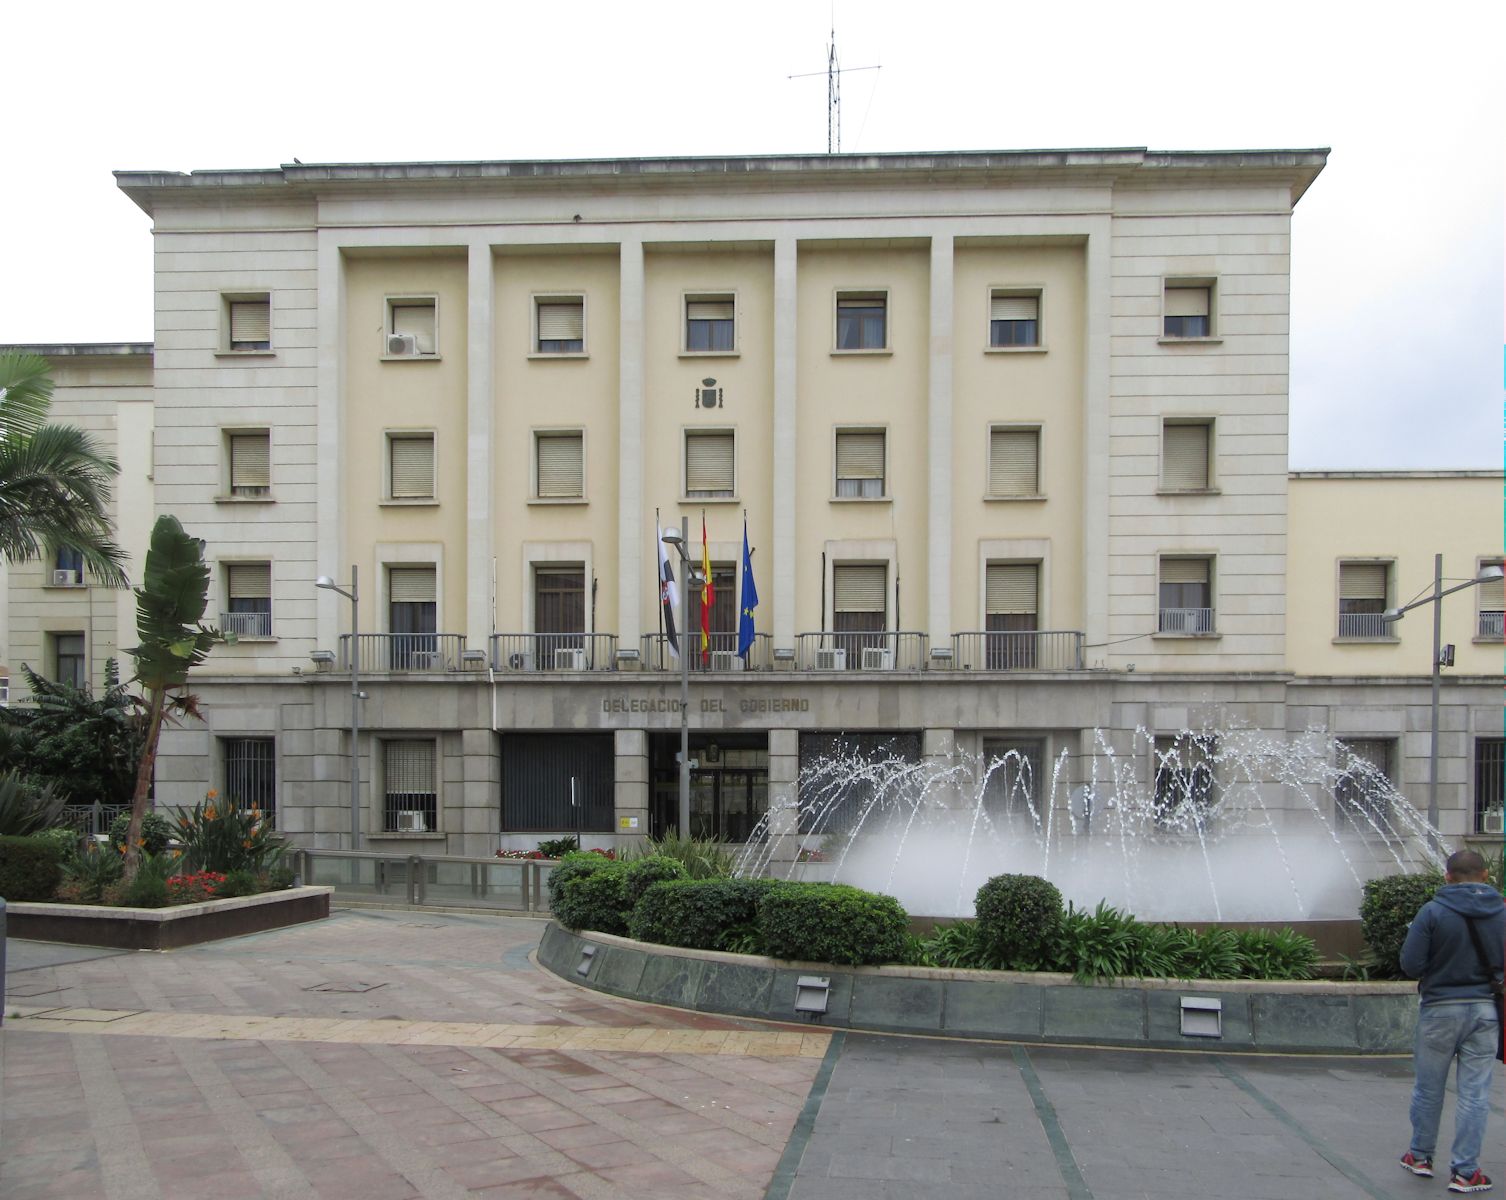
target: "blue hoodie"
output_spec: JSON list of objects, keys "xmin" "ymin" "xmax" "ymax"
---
[{"xmin": 1400, "ymin": 882, "xmax": 1506, "ymax": 1004}]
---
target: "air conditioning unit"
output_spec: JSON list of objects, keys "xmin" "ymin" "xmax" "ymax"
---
[
  {"xmin": 710, "ymin": 651, "xmax": 743, "ymax": 671},
  {"xmin": 51, "ymin": 569, "xmax": 80, "ymax": 586},
  {"xmin": 395, "ymin": 810, "xmax": 427, "ymax": 833},
  {"xmin": 1483, "ymin": 808, "xmax": 1504, "ymax": 834},
  {"xmin": 386, "ymin": 333, "xmax": 420, "ymax": 356},
  {"xmin": 814, "ymin": 648, "xmax": 846, "ymax": 670},
  {"xmin": 554, "ymin": 648, "xmax": 588, "ymax": 671},
  {"xmin": 506, "ymin": 652, "xmax": 536, "ymax": 672},
  {"xmin": 408, "ymin": 651, "xmax": 444, "ymax": 671},
  {"xmin": 862, "ymin": 647, "xmax": 895, "ymax": 670}
]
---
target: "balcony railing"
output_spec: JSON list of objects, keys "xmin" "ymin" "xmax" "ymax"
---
[
  {"xmin": 1337, "ymin": 612, "xmax": 1389, "ymax": 639},
  {"xmin": 1159, "ymin": 608, "xmax": 1215, "ymax": 634},
  {"xmin": 794, "ymin": 631, "xmax": 928, "ymax": 671},
  {"xmin": 951, "ymin": 631, "xmax": 1085, "ymax": 671},
  {"xmin": 640, "ymin": 631, "xmax": 773, "ymax": 671},
  {"xmin": 490, "ymin": 633, "xmax": 618, "ymax": 672},
  {"xmin": 221, "ymin": 610, "xmax": 272, "ymax": 638},
  {"xmin": 338, "ymin": 633, "xmax": 466, "ymax": 672},
  {"xmin": 1479, "ymin": 611, "xmax": 1504, "ymax": 639}
]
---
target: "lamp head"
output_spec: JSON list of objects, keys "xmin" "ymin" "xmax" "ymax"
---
[
  {"xmin": 1381, "ymin": 607, "xmax": 1402, "ymax": 622},
  {"xmin": 661, "ymin": 530, "xmax": 684, "ymax": 549},
  {"xmin": 315, "ymin": 575, "xmax": 336, "ymax": 590},
  {"xmin": 1478, "ymin": 564, "xmax": 1504, "ymax": 582}
]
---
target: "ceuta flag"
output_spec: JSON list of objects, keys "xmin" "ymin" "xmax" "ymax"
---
[
  {"xmin": 700, "ymin": 512, "xmax": 714, "ymax": 664},
  {"xmin": 657, "ymin": 526, "xmax": 679, "ymax": 660}
]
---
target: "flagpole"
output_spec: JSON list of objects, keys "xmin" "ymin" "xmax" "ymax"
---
[
  {"xmin": 679, "ymin": 514, "xmax": 691, "ymax": 839},
  {"xmin": 655, "ymin": 507, "xmax": 663, "ymax": 664}
]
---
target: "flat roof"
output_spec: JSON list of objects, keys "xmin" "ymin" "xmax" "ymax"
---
[
  {"xmin": 1290, "ymin": 469, "xmax": 1502, "ymax": 480},
  {"xmin": 2, "ymin": 342, "xmax": 153, "ymax": 359}
]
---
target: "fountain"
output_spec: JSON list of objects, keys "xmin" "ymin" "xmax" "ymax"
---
[{"xmin": 738, "ymin": 725, "xmax": 1442, "ymax": 923}]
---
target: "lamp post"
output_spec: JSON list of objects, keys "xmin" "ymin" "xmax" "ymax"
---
[
  {"xmin": 1382, "ymin": 555, "xmax": 1504, "ymax": 834},
  {"xmin": 315, "ymin": 567, "xmax": 362, "ymax": 850},
  {"xmin": 661, "ymin": 521, "xmax": 700, "ymax": 840}
]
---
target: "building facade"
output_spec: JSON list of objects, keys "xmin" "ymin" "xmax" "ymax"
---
[{"xmin": 4, "ymin": 148, "xmax": 1501, "ymax": 864}]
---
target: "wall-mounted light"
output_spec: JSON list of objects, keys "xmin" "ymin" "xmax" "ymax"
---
[
  {"xmin": 794, "ymin": 975, "xmax": 831, "ymax": 1019},
  {"xmin": 1180, "ymin": 995, "xmax": 1222, "ymax": 1038},
  {"xmin": 577, "ymin": 945, "xmax": 597, "ymax": 978}
]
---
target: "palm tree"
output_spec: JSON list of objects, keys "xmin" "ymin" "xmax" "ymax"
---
[{"xmin": 0, "ymin": 350, "xmax": 128, "ymax": 587}]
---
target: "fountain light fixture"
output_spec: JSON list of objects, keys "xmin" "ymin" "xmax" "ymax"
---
[{"xmin": 794, "ymin": 975, "xmax": 831, "ymax": 1018}]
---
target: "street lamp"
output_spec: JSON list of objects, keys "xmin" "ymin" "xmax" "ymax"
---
[
  {"xmin": 661, "ymin": 521, "xmax": 702, "ymax": 840},
  {"xmin": 1382, "ymin": 555, "xmax": 1504, "ymax": 834},
  {"xmin": 315, "ymin": 567, "xmax": 362, "ymax": 850}
]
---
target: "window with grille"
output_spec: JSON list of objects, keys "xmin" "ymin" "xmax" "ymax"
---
[
  {"xmin": 224, "ymin": 563, "xmax": 273, "ymax": 638},
  {"xmin": 388, "ymin": 434, "xmax": 435, "ymax": 500},
  {"xmin": 1158, "ymin": 558, "xmax": 1213, "ymax": 633},
  {"xmin": 1161, "ymin": 422, "xmax": 1211, "ymax": 490},
  {"xmin": 535, "ymin": 297, "xmax": 584, "ymax": 353},
  {"xmin": 223, "ymin": 737, "xmax": 276, "ymax": 825},
  {"xmin": 836, "ymin": 293, "xmax": 887, "ymax": 350},
  {"xmin": 1475, "ymin": 738, "xmax": 1504, "ymax": 833},
  {"xmin": 384, "ymin": 740, "xmax": 437, "ymax": 833},
  {"xmin": 835, "ymin": 430, "xmax": 885, "ymax": 498},
  {"xmin": 981, "ymin": 738, "xmax": 1044, "ymax": 822},
  {"xmin": 227, "ymin": 297, "xmax": 271, "ymax": 351},
  {"xmin": 1478, "ymin": 561, "xmax": 1504, "ymax": 639},
  {"xmin": 535, "ymin": 432, "xmax": 584, "ymax": 499},
  {"xmin": 228, "ymin": 431, "xmax": 271, "ymax": 497},
  {"xmin": 1337, "ymin": 562, "xmax": 1390, "ymax": 639},
  {"xmin": 985, "ymin": 563, "xmax": 1039, "ymax": 669},
  {"xmin": 685, "ymin": 430, "xmax": 735, "ymax": 498},
  {"xmin": 388, "ymin": 298, "xmax": 437, "ymax": 355},
  {"xmin": 1334, "ymin": 739, "xmax": 1393, "ymax": 831},
  {"xmin": 686, "ymin": 296, "xmax": 735, "ymax": 353},
  {"xmin": 988, "ymin": 427, "xmax": 1041, "ymax": 497},
  {"xmin": 53, "ymin": 632, "xmax": 85, "ymax": 690},
  {"xmin": 1153, "ymin": 734, "xmax": 1216, "ymax": 829},
  {"xmin": 1163, "ymin": 283, "xmax": 1212, "ymax": 338},
  {"xmin": 989, "ymin": 292, "xmax": 1040, "ymax": 347}
]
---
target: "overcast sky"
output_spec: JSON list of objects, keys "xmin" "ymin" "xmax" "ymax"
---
[{"xmin": 4, "ymin": 0, "xmax": 1500, "ymax": 470}]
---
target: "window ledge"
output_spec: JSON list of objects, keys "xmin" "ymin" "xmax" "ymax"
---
[
  {"xmin": 526, "ymin": 352, "xmax": 588, "ymax": 361},
  {"xmin": 1473, "ymin": 635, "xmax": 1504, "ymax": 645},
  {"xmin": 679, "ymin": 350, "xmax": 740, "ymax": 360},
  {"xmin": 830, "ymin": 348, "xmax": 892, "ymax": 357},
  {"xmin": 214, "ymin": 495, "xmax": 276, "ymax": 505},
  {"xmin": 983, "ymin": 345, "xmax": 1047, "ymax": 355},
  {"xmin": 1156, "ymin": 487, "xmax": 1222, "ymax": 497},
  {"xmin": 529, "ymin": 497, "xmax": 588, "ymax": 506},
  {"xmin": 380, "ymin": 354, "xmax": 442, "ymax": 363},
  {"xmin": 1157, "ymin": 336, "xmax": 1223, "ymax": 346},
  {"xmin": 227, "ymin": 635, "xmax": 278, "ymax": 643},
  {"xmin": 215, "ymin": 350, "xmax": 276, "ymax": 359},
  {"xmin": 367, "ymin": 831, "xmax": 446, "ymax": 841},
  {"xmin": 1152, "ymin": 632, "xmax": 1221, "ymax": 640},
  {"xmin": 379, "ymin": 498, "xmax": 439, "ymax": 508},
  {"xmin": 984, "ymin": 494, "xmax": 1047, "ymax": 503},
  {"xmin": 1332, "ymin": 636, "xmax": 1401, "ymax": 645},
  {"xmin": 680, "ymin": 495, "xmax": 740, "ymax": 505},
  {"xmin": 42, "ymin": 582, "xmax": 88, "ymax": 591},
  {"xmin": 830, "ymin": 495, "xmax": 890, "ymax": 504}
]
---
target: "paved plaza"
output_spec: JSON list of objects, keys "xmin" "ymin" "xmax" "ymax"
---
[{"xmin": 3, "ymin": 908, "xmax": 1503, "ymax": 1199}]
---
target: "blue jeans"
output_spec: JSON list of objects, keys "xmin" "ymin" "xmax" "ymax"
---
[{"xmin": 1410, "ymin": 1000, "xmax": 1498, "ymax": 1175}]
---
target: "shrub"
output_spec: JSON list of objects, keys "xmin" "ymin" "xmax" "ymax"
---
[
  {"xmin": 621, "ymin": 856, "xmax": 689, "ymax": 910},
  {"xmin": 1361, "ymin": 872, "xmax": 1444, "ymax": 978},
  {"xmin": 1050, "ymin": 902, "xmax": 1140, "ymax": 981},
  {"xmin": 920, "ymin": 920, "xmax": 1001, "ymax": 970},
  {"xmin": 109, "ymin": 810, "xmax": 174, "ymax": 856},
  {"xmin": 58, "ymin": 840, "xmax": 123, "ymax": 902},
  {"xmin": 757, "ymin": 882, "xmax": 909, "ymax": 966},
  {"xmin": 974, "ymin": 874, "xmax": 1064, "ymax": 970},
  {"xmin": 0, "ymin": 834, "xmax": 66, "ymax": 900},
  {"xmin": 103, "ymin": 851, "xmax": 175, "ymax": 908},
  {"xmin": 214, "ymin": 869, "xmax": 261, "ymax": 899},
  {"xmin": 536, "ymin": 836, "xmax": 580, "ymax": 859},
  {"xmin": 1231, "ymin": 927, "xmax": 1316, "ymax": 981},
  {"xmin": 1179, "ymin": 926, "xmax": 1241, "ymax": 980},
  {"xmin": 173, "ymin": 792, "xmax": 286, "ymax": 874},
  {"xmin": 165, "ymin": 870, "xmax": 227, "ymax": 904},
  {"xmin": 628, "ymin": 877, "xmax": 777, "ymax": 950},
  {"xmin": 547, "ymin": 850, "xmax": 616, "ymax": 909},
  {"xmin": 31, "ymin": 826, "xmax": 83, "ymax": 865},
  {"xmin": 554, "ymin": 862, "xmax": 630, "ymax": 934},
  {"xmin": 621, "ymin": 832, "xmax": 737, "ymax": 879},
  {"xmin": 0, "ymin": 771, "xmax": 66, "ymax": 837}
]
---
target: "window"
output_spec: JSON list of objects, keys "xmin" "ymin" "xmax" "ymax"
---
[
  {"xmin": 386, "ymin": 298, "xmax": 437, "ymax": 356},
  {"xmin": 388, "ymin": 567, "xmax": 437, "ymax": 669},
  {"xmin": 1478, "ymin": 561, "xmax": 1504, "ymax": 639},
  {"xmin": 685, "ymin": 296, "xmax": 735, "ymax": 353},
  {"xmin": 384, "ymin": 739, "xmax": 436, "ymax": 834},
  {"xmin": 989, "ymin": 292, "xmax": 1040, "ymax": 347},
  {"xmin": 535, "ymin": 432, "xmax": 584, "ymax": 499},
  {"xmin": 1152, "ymin": 734, "xmax": 1216, "ymax": 829},
  {"xmin": 534, "ymin": 567, "xmax": 587, "ymax": 667},
  {"xmin": 831, "ymin": 564, "xmax": 887, "ymax": 668},
  {"xmin": 985, "ymin": 563, "xmax": 1039, "ymax": 669},
  {"xmin": 224, "ymin": 563, "xmax": 273, "ymax": 638},
  {"xmin": 53, "ymin": 632, "xmax": 86, "ymax": 689},
  {"xmin": 834, "ymin": 430, "xmax": 885, "ymax": 498},
  {"xmin": 1158, "ymin": 558, "xmax": 1213, "ymax": 633},
  {"xmin": 1476, "ymin": 738, "xmax": 1504, "ymax": 834},
  {"xmin": 1161, "ymin": 421, "xmax": 1212, "ymax": 491},
  {"xmin": 981, "ymin": 738, "xmax": 1044, "ymax": 824},
  {"xmin": 228, "ymin": 431, "xmax": 271, "ymax": 498},
  {"xmin": 836, "ymin": 293, "xmax": 886, "ymax": 350},
  {"xmin": 689, "ymin": 563, "xmax": 738, "ymax": 649},
  {"xmin": 1163, "ymin": 283, "xmax": 1212, "ymax": 338},
  {"xmin": 1337, "ymin": 561, "xmax": 1390, "ymax": 639},
  {"xmin": 388, "ymin": 433, "xmax": 435, "ymax": 500},
  {"xmin": 535, "ymin": 297, "xmax": 584, "ymax": 354},
  {"xmin": 226, "ymin": 296, "xmax": 271, "ymax": 351},
  {"xmin": 52, "ymin": 547, "xmax": 84, "ymax": 587},
  {"xmin": 988, "ymin": 427, "xmax": 1041, "ymax": 497},
  {"xmin": 223, "ymin": 737, "xmax": 276, "ymax": 826},
  {"xmin": 685, "ymin": 430, "xmax": 735, "ymax": 498},
  {"xmin": 1334, "ymin": 739, "xmax": 1393, "ymax": 831}
]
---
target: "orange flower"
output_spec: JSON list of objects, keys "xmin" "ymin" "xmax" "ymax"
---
[
  {"xmin": 243, "ymin": 839, "xmax": 253, "ymax": 849},
  {"xmin": 205, "ymin": 806, "xmax": 217, "ymax": 821},
  {"xmin": 206, "ymin": 789, "xmax": 219, "ymax": 799}
]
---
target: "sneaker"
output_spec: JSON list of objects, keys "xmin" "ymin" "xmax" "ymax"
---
[
  {"xmin": 1449, "ymin": 1169, "xmax": 1492, "ymax": 1193},
  {"xmin": 1400, "ymin": 1152, "xmax": 1434, "ymax": 1177}
]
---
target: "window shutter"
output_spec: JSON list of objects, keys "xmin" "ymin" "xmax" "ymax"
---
[
  {"xmin": 989, "ymin": 428, "xmax": 1039, "ymax": 496},
  {"xmin": 1162, "ymin": 424, "xmax": 1210, "ymax": 489},
  {"xmin": 389, "ymin": 568, "xmax": 436, "ymax": 604},
  {"xmin": 687, "ymin": 300, "xmax": 734, "ymax": 321},
  {"xmin": 1480, "ymin": 567, "xmax": 1505, "ymax": 610},
  {"xmin": 389, "ymin": 436, "xmax": 435, "ymax": 498},
  {"xmin": 833, "ymin": 564, "xmax": 887, "ymax": 613},
  {"xmin": 537, "ymin": 301, "xmax": 584, "ymax": 341},
  {"xmin": 986, "ymin": 564, "xmax": 1038, "ymax": 615},
  {"xmin": 227, "ymin": 563, "xmax": 271, "ymax": 600},
  {"xmin": 1161, "ymin": 558, "xmax": 1210, "ymax": 585},
  {"xmin": 990, "ymin": 294, "xmax": 1038, "ymax": 321},
  {"xmin": 838, "ymin": 295, "xmax": 884, "ymax": 309},
  {"xmin": 685, "ymin": 432, "xmax": 734, "ymax": 493},
  {"xmin": 229, "ymin": 300, "xmax": 270, "ymax": 345},
  {"xmin": 385, "ymin": 740, "xmax": 434, "ymax": 795},
  {"xmin": 1164, "ymin": 287, "xmax": 1209, "ymax": 317},
  {"xmin": 537, "ymin": 433, "xmax": 584, "ymax": 498},
  {"xmin": 230, "ymin": 433, "xmax": 270, "ymax": 489},
  {"xmin": 836, "ymin": 431, "xmax": 885, "ymax": 480},
  {"xmin": 391, "ymin": 303, "xmax": 436, "ymax": 353},
  {"xmin": 1339, "ymin": 563, "xmax": 1388, "ymax": 601}
]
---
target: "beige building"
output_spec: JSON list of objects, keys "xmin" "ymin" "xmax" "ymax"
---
[{"xmin": 3, "ymin": 148, "xmax": 1500, "ymax": 863}]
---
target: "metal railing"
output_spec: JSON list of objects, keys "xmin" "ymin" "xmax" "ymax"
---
[
  {"xmin": 221, "ymin": 610, "xmax": 272, "ymax": 638},
  {"xmin": 1159, "ymin": 608, "xmax": 1215, "ymax": 634},
  {"xmin": 1478, "ymin": 611, "xmax": 1504, "ymax": 639},
  {"xmin": 794, "ymin": 631, "xmax": 928, "ymax": 671},
  {"xmin": 951, "ymin": 631, "xmax": 1085, "ymax": 671},
  {"xmin": 59, "ymin": 802, "xmax": 131, "ymax": 837},
  {"xmin": 490, "ymin": 633, "xmax": 618, "ymax": 672},
  {"xmin": 640, "ymin": 631, "xmax": 773, "ymax": 671},
  {"xmin": 1337, "ymin": 612, "xmax": 1389, "ymax": 639},
  {"xmin": 338, "ymin": 633, "xmax": 467, "ymax": 672},
  {"xmin": 292, "ymin": 848, "xmax": 556, "ymax": 912}
]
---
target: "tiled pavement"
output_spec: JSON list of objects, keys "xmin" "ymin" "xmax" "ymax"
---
[{"xmin": 4, "ymin": 907, "xmax": 1505, "ymax": 1200}]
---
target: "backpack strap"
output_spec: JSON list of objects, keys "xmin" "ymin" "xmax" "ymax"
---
[{"xmin": 1462, "ymin": 914, "xmax": 1505, "ymax": 992}]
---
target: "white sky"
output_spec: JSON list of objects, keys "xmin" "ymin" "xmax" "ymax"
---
[{"xmin": 4, "ymin": 0, "xmax": 1501, "ymax": 469}]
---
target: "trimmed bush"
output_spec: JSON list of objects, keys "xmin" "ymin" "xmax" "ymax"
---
[
  {"xmin": 31, "ymin": 826, "xmax": 83, "ymax": 865},
  {"xmin": 628, "ymin": 877, "xmax": 777, "ymax": 950},
  {"xmin": 109, "ymin": 810, "xmax": 174, "ymax": 856},
  {"xmin": 621, "ymin": 855, "xmax": 689, "ymax": 910},
  {"xmin": 757, "ymin": 882, "xmax": 909, "ymax": 966},
  {"xmin": 974, "ymin": 874, "xmax": 1064, "ymax": 969},
  {"xmin": 554, "ymin": 862, "xmax": 630, "ymax": 934},
  {"xmin": 1361, "ymin": 871, "xmax": 1445, "ymax": 978},
  {"xmin": 0, "ymin": 834, "xmax": 65, "ymax": 900},
  {"xmin": 547, "ymin": 850, "xmax": 616, "ymax": 909}
]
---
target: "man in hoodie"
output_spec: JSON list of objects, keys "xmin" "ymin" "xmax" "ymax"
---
[{"xmin": 1399, "ymin": 849, "xmax": 1504, "ymax": 1193}]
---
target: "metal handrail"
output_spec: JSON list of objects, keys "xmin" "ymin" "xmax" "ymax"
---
[
  {"xmin": 292, "ymin": 848, "xmax": 557, "ymax": 912},
  {"xmin": 951, "ymin": 631, "xmax": 1085, "ymax": 671},
  {"xmin": 793, "ymin": 631, "xmax": 928, "ymax": 671},
  {"xmin": 640, "ymin": 631, "xmax": 772, "ymax": 671},
  {"xmin": 338, "ymin": 633, "xmax": 467, "ymax": 672},
  {"xmin": 489, "ymin": 633, "xmax": 619, "ymax": 672}
]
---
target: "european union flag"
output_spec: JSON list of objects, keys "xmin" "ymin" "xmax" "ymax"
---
[{"xmin": 738, "ymin": 515, "xmax": 758, "ymax": 660}]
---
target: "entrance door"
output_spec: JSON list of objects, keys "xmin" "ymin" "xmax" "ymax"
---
[{"xmin": 650, "ymin": 736, "xmax": 769, "ymax": 842}]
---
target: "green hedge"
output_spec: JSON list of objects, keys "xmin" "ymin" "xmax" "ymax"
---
[
  {"xmin": 1361, "ymin": 872, "xmax": 1444, "ymax": 978},
  {"xmin": 0, "ymin": 834, "xmax": 66, "ymax": 901},
  {"xmin": 628, "ymin": 877, "xmax": 777, "ymax": 950},
  {"xmin": 621, "ymin": 856, "xmax": 690, "ymax": 910},
  {"xmin": 757, "ymin": 882, "xmax": 908, "ymax": 966},
  {"xmin": 546, "ymin": 851, "xmax": 615, "ymax": 910},
  {"xmin": 554, "ymin": 862, "xmax": 630, "ymax": 934},
  {"xmin": 974, "ymin": 874, "xmax": 1064, "ymax": 969}
]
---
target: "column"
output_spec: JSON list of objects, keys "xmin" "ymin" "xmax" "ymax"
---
[
  {"xmin": 772, "ymin": 237, "xmax": 798, "ymax": 653},
  {"xmin": 613, "ymin": 729, "xmax": 649, "ymax": 842},
  {"xmin": 1082, "ymin": 217, "xmax": 1112, "ymax": 658},
  {"xmin": 765, "ymin": 728, "xmax": 801, "ymax": 869},
  {"xmin": 616, "ymin": 239, "xmax": 646, "ymax": 657},
  {"xmin": 314, "ymin": 231, "xmax": 345, "ymax": 649},
  {"xmin": 465, "ymin": 241, "xmax": 495, "ymax": 651},
  {"xmin": 927, "ymin": 235, "xmax": 954, "ymax": 655}
]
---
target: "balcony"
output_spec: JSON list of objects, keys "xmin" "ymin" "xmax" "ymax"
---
[
  {"xmin": 339, "ymin": 633, "xmax": 466, "ymax": 672},
  {"xmin": 1158, "ymin": 608, "xmax": 1215, "ymax": 635},
  {"xmin": 1336, "ymin": 612, "xmax": 1389, "ymax": 640},
  {"xmin": 490, "ymin": 633, "xmax": 618, "ymax": 672},
  {"xmin": 794, "ymin": 631, "xmax": 928, "ymax": 671},
  {"xmin": 951, "ymin": 631, "xmax": 1085, "ymax": 671},
  {"xmin": 641, "ymin": 632, "xmax": 773, "ymax": 671},
  {"xmin": 221, "ymin": 610, "xmax": 272, "ymax": 638},
  {"xmin": 1479, "ymin": 610, "xmax": 1504, "ymax": 640}
]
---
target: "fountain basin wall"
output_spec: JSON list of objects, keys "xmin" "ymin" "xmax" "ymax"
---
[{"xmin": 538, "ymin": 923, "xmax": 1418, "ymax": 1054}]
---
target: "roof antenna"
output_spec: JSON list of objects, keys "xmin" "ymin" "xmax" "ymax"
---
[{"xmin": 789, "ymin": 11, "xmax": 879, "ymax": 153}]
